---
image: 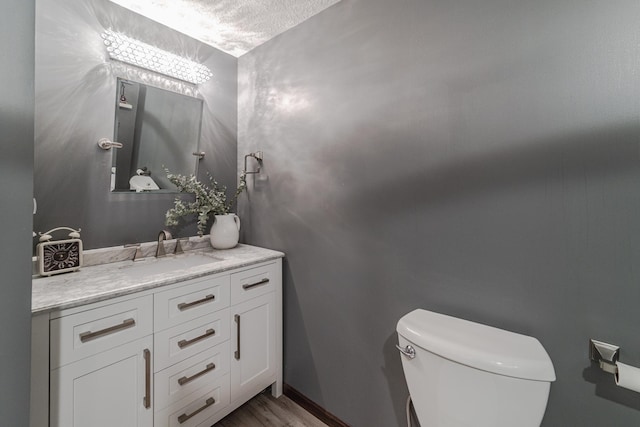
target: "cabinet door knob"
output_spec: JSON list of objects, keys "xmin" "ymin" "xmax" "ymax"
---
[
  {"xmin": 177, "ymin": 294, "xmax": 215, "ymax": 311},
  {"xmin": 242, "ymin": 278, "xmax": 269, "ymax": 290},
  {"xmin": 234, "ymin": 314, "xmax": 241, "ymax": 360},
  {"xmin": 177, "ymin": 363, "xmax": 216, "ymax": 386},
  {"xmin": 178, "ymin": 328, "xmax": 216, "ymax": 349},
  {"xmin": 79, "ymin": 318, "xmax": 135, "ymax": 343},
  {"xmin": 177, "ymin": 397, "xmax": 215, "ymax": 424},
  {"xmin": 143, "ymin": 349, "xmax": 151, "ymax": 409}
]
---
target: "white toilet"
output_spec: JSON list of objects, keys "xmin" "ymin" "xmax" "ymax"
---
[{"xmin": 396, "ymin": 309, "xmax": 555, "ymax": 427}]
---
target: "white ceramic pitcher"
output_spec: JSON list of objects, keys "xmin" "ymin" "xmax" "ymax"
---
[{"xmin": 209, "ymin": 214, "xmax": 240, "ymax": 249}]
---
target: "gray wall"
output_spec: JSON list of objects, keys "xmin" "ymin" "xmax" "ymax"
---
[
  {"xmin": 238, "ymin": 0, "xmax": 640, "ymax": 425},
  {"xmin": 0, "ymin": 0, "xmax": 34, "ymax": 425},
  {"xmin": 34, "ymin": 0, "xmax": 238, "ymax": 249}
]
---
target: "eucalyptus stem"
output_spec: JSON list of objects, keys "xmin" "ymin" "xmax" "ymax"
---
[{"xmin": 164, "ymin": 169, "xmax": 247, "ymax": 236}]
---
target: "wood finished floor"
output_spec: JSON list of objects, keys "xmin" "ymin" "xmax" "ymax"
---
[{"xmin": 213, "ymin": 392, "xmax": 330, "ymax": 427}]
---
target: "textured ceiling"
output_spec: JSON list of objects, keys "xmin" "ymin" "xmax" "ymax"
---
[{"xmin": 109, "ymin": 0, "xmax": 341, "ymax": 57}]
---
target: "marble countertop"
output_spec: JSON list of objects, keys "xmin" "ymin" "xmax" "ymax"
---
[{"xmin": 32, "ymin": 244, "xmax": 284, "ymax": 314}]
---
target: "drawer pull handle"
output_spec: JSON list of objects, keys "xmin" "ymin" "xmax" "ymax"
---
[
  {"xmin": 242, "ymin": 278, "xmax": 269, "ymax": 290},
  {"xmin": 79, "ymin": 318, "xmax": 135, "ymax": 343},
  {"xmin": 177, "ymin": 397, "xmax": 215, "ymax": 424},
  {"xmin": 177, "ymin": 294, "xmax": 215, "ymax": 311},
  {"xmin": 143, "ymin": 349, "xmax": 151, "ymax": 409},
  {"xmin": 234, "ymin": 314, "xmax": 240, "ymax": 360},
  {"xmin": 178, "ymin": 328, "xmax": 215, "ymax": 349},
  {"xmin": 178, "ymin": 363, "xmax": 216, "ymax": 386}
]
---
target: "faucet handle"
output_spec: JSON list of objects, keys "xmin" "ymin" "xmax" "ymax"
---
[
  {"xmin": 174, "ymin": 238, "xmax": 185, "ymax": 255},
  {"xmin": 124, "ymin": 243, "xmax": 143, "ymax": 261}
]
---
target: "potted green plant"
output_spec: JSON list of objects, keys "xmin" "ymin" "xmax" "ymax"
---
[{"xmin": 164, "ymin": 170, "xmax": 247, "ymax": 248}]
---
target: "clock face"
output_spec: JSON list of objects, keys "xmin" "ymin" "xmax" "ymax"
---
[{"xmin": 38, "ymin": 239, "xmax": 82, "ymax": 276}]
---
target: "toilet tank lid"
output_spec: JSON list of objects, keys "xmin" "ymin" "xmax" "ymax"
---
[{"xmin": 396, "ymin": 309, "xmax": 556, "ymax": 382}]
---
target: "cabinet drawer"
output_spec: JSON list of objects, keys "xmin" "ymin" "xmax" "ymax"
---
[
  {"xmin": 155, "ymin": 373, "xmax": 230, "ymax": 427},
  {"xmin": 154, "ymin": 275, "xmax": 230, "ymax": 332},
  {"xmin": 154, "ymin": 308, "xmax": 230, "ymax": 371},
  {"xmin": 154, "ymin": 341, "xmax": 230, "ymax": 411},
  {"xmin": 230, "ymin": 262, "xmax": 277, "ymax": 305},
  {"xmin": 50, "ymin": 295, "xmax": 153, "ymax": 369}
]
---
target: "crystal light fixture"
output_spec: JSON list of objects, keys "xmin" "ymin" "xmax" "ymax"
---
[{"xmin": 101, "ymin": 29, "xmax": 213, "ymax": 84}]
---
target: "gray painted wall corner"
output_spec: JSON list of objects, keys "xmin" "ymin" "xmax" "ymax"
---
[
  {"xmin": 238, "ymin": 0, "xmax": 640, "ymax": 425},
  {"xmin": 0, "ymin": 0, "xmax": 35, "ymax": 426}
]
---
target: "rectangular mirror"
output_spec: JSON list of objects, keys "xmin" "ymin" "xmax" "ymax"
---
[{"xmin": 111, "ymin": 78, "xmax": 203, "ymax": 192}]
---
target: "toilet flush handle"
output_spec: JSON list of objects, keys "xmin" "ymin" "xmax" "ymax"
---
[{"xmin": 396, "ymin": 344, "xmax": 416, "ymax": 359}]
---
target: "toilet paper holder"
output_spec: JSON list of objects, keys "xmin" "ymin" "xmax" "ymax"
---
[{"xmin": 590, "ymin": 339, "xmax": 620, "ymax": 375}]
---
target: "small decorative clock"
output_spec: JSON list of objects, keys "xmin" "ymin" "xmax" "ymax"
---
[{"xmin": 36, "ymin": 227, "xmax": 83, "ymax": 276}]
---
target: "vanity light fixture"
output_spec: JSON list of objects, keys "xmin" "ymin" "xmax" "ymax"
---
[{"xmin": 101, "ymin": 29, "xmax": 213, "ymax": 84}]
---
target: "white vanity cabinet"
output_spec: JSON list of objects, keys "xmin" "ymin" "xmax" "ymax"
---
[
  {"xmin": 229, "ymin": 263, "xmax": 281, "ymax": 404},
  {"xmin": 31, "ymin": 255, "xmax": 282, "ymax": 427},
  {"xmin": 49, "ymin": 295, "xmax": 154, "ymax": 427},
  {"xmin": 166, "ymin": 259, "xmax": 283, "ymax": 427},
  {"xmin": 153, "ymin": 273, "xmax": 232, "ymax": 427}
]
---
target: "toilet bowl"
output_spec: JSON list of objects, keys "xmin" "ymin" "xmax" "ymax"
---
[{"xmin": 396, "ymin": 309, "xmax": 555, "ymax": 427}]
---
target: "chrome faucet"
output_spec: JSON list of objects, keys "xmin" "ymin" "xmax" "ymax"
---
[{"xmin": 156, "ymin": 230, "xmax": 172, "ymax": 257}]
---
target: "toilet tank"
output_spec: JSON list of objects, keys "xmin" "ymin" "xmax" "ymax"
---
[{"xmin": 397, "ymin": 309, "xmax": 555, "ymax": 427}]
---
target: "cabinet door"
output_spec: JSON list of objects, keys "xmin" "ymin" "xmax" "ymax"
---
[
  {"xmin": 50, "ymin": 336, "xmax": 153, "ymax": 427},
  {"xmin": 230, "ymin": 292, "xmax": 276, "ymax": 402}
]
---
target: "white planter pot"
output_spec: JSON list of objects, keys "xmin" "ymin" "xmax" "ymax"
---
[{"xmin": 209, "ymin": 214, "xmax": 240, "ymax": 249}]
